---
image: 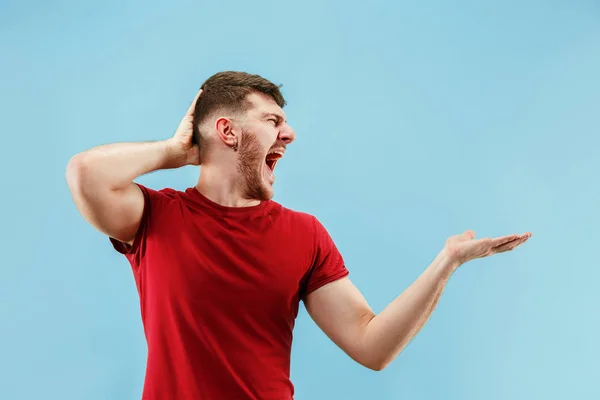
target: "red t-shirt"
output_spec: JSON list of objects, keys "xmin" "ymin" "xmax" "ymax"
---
[{"xmin": 110, "ymin": 185, "xmax": 349, "ymax": 400}]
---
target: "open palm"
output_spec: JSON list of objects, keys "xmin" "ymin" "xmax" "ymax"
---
[{"xmin": 445, "ymin": 230, "xmax": 532, "ymax": 265}]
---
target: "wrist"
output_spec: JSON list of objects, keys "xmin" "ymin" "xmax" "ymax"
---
[
  {"xmin": 162, "ymin": 139, "xmax": 188, "ymax": 169},
  {"xmin": 433, "ymin": 248, "xmax": 462, "ymax": 278}
]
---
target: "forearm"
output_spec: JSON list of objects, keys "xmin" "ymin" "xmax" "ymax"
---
[
  {"xmin": 361, "ymin": 249, "xmax": 459, "ymax": 370},
  {"xmin": 68, "ymin": 140, "xmax": 182, "ymax": 191}
]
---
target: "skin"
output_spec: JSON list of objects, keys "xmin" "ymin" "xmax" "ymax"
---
[{"xmin": 66, "ymin": 88, "xmax": 532, "ymax": 372}]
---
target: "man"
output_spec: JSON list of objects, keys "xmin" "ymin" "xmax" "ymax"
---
[{"xmin": 66, "ymin": 71, "xmax": 531, "ymax": 399}]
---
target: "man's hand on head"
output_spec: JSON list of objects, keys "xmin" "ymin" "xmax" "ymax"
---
[{"xmin": 165, "ymin": 88, "xmax": 202, "ymax": 168}]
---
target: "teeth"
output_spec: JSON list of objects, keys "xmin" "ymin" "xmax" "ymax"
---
[{"xmin": 266, "ymin": 150, "xmax": 284, "ymax": 161}]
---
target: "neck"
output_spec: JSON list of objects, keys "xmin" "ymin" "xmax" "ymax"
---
[{"xmin": 195, "ymin": 164, "xmax": 261, "ymax": 208}]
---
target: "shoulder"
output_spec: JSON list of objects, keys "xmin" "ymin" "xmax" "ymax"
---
[
  {"xmin": 273, "ymin": 202, "xmax": 327, "ymax": 234},
  {"xmin": 136, "ymin": 184, "xmax": 187, "ymax": 204},
  {"xmin": 276, "ymin": 202, "xmax": 315, "ymax": 222},
  {"xmin": 134, "ymin": 185, "xmax": 190, "ymax": 220},
  {"xmin": 138, "ymin": 184, "xmax": 181, "ymax": 198}
]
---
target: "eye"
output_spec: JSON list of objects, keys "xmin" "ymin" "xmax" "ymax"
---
[{"xmin": 268, "ymin": 118, "xmax": 278, "ymax": 125}]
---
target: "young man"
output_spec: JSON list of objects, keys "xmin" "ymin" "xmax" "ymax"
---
[{"xmin": 66, "ymin": 71, "xmax": 531, "ymax": 399}]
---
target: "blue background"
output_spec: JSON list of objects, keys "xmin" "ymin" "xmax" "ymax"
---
[{"xmin": 1, "ymin": 1, "xmax": 599, "ymax": 399}]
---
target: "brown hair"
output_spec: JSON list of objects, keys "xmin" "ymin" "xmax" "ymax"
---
[{"xmin": 193, "ymin": 71, "xmax": 286, "ymax": 162}]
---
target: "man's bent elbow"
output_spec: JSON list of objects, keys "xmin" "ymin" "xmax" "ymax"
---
[
  {"xmin": 355, "ymin": 354, "xmax": 391, "ymax": 372},
  {"xmin": 66, "ymin": 153, "xmax": 87, "ymax": 193},
  {"xmin": 366, "ymin": 360, "xmax": 389, "ymax": 372},
  {"xmin": 66, "ymin": 153, "xmax": 102, "ymax": 204}
]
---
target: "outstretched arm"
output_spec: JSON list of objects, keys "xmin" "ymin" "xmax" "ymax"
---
[{"xmin": 304, "ymin": 230, "xmax": 531, "ymax": 371}]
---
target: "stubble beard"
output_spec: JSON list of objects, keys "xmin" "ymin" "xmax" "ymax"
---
[{"xmin": 237, "ymin": 129, "xmax": 273, "ymax": 201}]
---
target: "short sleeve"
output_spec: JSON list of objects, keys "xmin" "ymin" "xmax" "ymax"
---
[
  {"xmin": 109, "ymin": 183, "xmax": 171, "ymax": 263},
  {"xmin": 303, "ymin": 217, "xmax": 349, "ymax": 297}
]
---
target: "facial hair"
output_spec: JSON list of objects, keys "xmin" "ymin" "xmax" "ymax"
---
[{"xmin": 237, "ymin": 129, "xmax": 273, "ymax": 201}]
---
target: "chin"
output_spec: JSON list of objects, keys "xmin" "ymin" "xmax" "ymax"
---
[
  {"xmin": 241, "ymin": 161, "xmax": 277, "ymax": 201},
  {"xmin": 260, "ymin": 182, "xmax": 275, "ymax": 200},
  {"xmin": 243, "ymin": 178, "xmax": 274, "ymax": 201}
]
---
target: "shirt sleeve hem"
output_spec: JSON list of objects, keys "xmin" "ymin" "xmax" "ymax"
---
[
  {"xmin": 108, "ymin": 183, "xmax": 149, "ymax": 255},
  {"xmin": 303, "ymin": 268, "xmax": 350, "ymax": 298}
]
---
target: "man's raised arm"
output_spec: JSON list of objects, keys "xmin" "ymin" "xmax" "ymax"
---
[{"xmin": 65, "ymin": 90, "xmax": 202, "ymax": 244}]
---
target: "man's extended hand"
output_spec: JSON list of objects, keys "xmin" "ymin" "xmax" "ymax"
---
[
  {"xmin": 444, "ymin": 230, "xmax": 532, "ymax": 266},
  {"xmin": 166, "ymin": 89, "xmax": 203, "ymax": 167}
]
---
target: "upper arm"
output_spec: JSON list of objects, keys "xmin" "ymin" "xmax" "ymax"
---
[
  {"xmin": 304, "ymin": 277, "xmax": 376, "ymax": 367},
  {"xmin": 66, "ymin": 155, "xmax": 145, "ymax": 245}
]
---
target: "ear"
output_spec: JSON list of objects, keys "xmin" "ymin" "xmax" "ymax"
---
[{"xmin": 215, "ymin": 117, "xmax": 238, "ymax": 148}]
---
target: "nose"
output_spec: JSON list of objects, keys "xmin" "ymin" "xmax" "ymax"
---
[{"xmin": 279, "ymin": 123, "xmax": 296, "ymax": 145}]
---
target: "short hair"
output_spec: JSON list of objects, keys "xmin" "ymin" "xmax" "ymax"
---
[{"xmin": 193, "ymin": 71, "xmax": 286, "ymax": 162}]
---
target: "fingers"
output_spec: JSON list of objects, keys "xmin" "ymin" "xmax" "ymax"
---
[
  {"xmin": 186, "ymin": 88, "xmax": 203, "ymax": 116},
  {"xmin": 490, "ymin": 234, "xmax": 520, "ymax": 247},
  {"xmin": 492, "ymin": 232, "xmax": 532, "ymax": 253}
]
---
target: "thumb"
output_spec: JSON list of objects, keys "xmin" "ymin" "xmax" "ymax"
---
[{"xmin": 463, "ymin": 230, "xmax": 476, "ymax": 239}]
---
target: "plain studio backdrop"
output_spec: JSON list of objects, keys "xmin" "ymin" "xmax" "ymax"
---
[{"xmin": 1, "ymin": 1, "xmax": 599, "ymax": 399}]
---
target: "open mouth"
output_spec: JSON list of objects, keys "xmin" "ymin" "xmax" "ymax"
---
[
  {"xmin": 265, "ymin": 159, "xmax": 278, "ymax": 171},
  {"xmin": 265, "ymin": 150, "xmax": 284, "ymax": 172}
]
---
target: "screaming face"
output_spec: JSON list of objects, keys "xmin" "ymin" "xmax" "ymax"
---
[
  {"xmin": 235, "ymin": 93, "xmax": 295, "ymax": 201},
  {"xmin": 237, "ymin": 130, "xmax": 287, "ymax": 201}
]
